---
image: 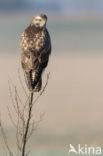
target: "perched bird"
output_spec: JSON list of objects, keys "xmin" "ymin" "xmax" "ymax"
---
[{"xmin": 20, "ymin": 14, "xmax": 51, "ymax": 92}]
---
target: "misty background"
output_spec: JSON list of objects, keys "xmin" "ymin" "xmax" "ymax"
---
[
  {"xmin": 0, "ymin": 0, "xmax": 103, "ymax": 54},
  {"xmin": 0, "ymin": 0, "xmax": 103, "ymax": 156},
  {"xmin": 1, "ymin": 0, "xmax": 103, "ymax": 13}
]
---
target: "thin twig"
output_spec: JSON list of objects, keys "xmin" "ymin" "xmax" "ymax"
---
[
  {"xmin": 0, "ymin": 116, "xmax": 14, "ymax": 156},
  {"xmin": 21, "ymin": 93, "xmax": 34, "ymax": 156},
  {"xmin": 2, "ymin": 72, "xmax": 50, "ymax": 156},
  {"xmin": 18, "ymin": 69, "xmax": 28, "ymax": 97},
  {"xmin": 27, "ymin": 112, "xmax": 45, "ymax": 142},
  {"xmin": 7, "ymin": 107, "xmax": 16, "ymax": 128},
  {"xmin": 33, "ymin": 72, "xmax": 50, "ymax": 106},
  {"xmin": 8, "ymin": 79, "xmax": 18, "ymax": 115}
]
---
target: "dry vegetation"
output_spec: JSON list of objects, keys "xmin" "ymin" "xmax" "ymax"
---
[{"xmin": 0, "ymin": 70, "xmax": 50, "ymax": 156}]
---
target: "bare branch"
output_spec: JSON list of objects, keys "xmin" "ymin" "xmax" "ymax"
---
[
  {"xmin": 8, "ymin": 79, "xmax": 18, "ymax": 114},
  {"xmin": 27, "ymin": 112, "xmax": 45, "ymax": 142},
  {"xmin": 0, "ymin": 115, "xmax": 14, "ymax": 156},
  {"xmin": 1, "ymin": 72, "xmax": 50, "ymax": 156},
  {"xmin": 25, "ymin": 150, "xmax": 30, "ymax": 156},
  {"xmin": 18, "ymin": 69, "xmax": 28, "ymax": 97},
  {"xmin": 33, "ymin": 72, "xmax": 50, "ymax": 105},
  {"xmin": 7, "ymin": 106, "xmax": 16, "ymax": 128},
  {"xmin": 21, "ymin": 93, "xmax": 34, "ymax": 156}
]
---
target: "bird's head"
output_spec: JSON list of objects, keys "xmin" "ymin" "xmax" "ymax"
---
[{"xmin": 30, "ymin": 14, "xmax": 47, "ymax": 29}]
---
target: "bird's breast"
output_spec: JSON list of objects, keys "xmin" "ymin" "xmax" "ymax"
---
[
  {"xmin": 34, "ymin": 32, "xmax": 45, "ymax": 51},
  {"xmin": 21, "ymin": 30, "xmax": 46, "ymax": 54}
]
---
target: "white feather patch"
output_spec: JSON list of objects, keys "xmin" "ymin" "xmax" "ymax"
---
[
  {"xmin": 24, "ymin": 47, "xmax": 27, "ymax": 50},
  {"xmin": 25, "ymin": 57, "xmax": 28, "ymax": 63},
  {"xmin": 32, "ymin": 71, "xmax": 36, "ymax": 81},
  {"xmin": 35, "ymin": 16, "xmax": 42, "ymax": 20}
]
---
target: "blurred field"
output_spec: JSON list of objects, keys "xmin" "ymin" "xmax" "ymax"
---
[
  {"xmin": 0, "ymin": 54, "xmax": 103, "ymax": 155},
  {"xmin": 0, "ymin": 11, "xmax": 103, "ymax": 155},
  {"xmin": 0, "ymin": 13, "xmax": 103, "ymax": 54}
]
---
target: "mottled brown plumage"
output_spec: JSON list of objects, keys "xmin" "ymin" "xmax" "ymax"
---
[{"xmin": 20, "ymin": 14, "xmax": 51, "ymax": 92}]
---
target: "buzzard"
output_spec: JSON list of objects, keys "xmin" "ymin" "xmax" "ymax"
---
[{"xmin": 20, "ymin": 14, "xmax": 51, "ymax": 92}]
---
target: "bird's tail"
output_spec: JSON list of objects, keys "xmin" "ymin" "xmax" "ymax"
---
[
  {"xmin": 33, "ymin": 78, "xmax": 42, "ymax": 92},
  {"xmin": 24, "ymin": 70, "xmax": 42, "ymax": 92}
]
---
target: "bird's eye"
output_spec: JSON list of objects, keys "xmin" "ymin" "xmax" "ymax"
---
[{"xmin": 38, "ymin": 19, "xmax": 41, "ymax": 22}]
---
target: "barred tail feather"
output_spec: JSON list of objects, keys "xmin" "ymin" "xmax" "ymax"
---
[
  {"xmin": 24, "ymin": 70, "xmax": 42, "ymax": 92},
  {"xmin": 33, "ymin": 78, "xmax": 42, "ymax": 92}
]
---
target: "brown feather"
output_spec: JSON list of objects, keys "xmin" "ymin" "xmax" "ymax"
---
[{"xmin": 21, "ymin": 15, "xmax": 51, "ymax": 92}]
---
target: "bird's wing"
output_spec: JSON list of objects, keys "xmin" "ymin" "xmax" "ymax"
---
[
  {"xmin": 39, "ymin": 29, "xmax": 51, "ymax": 65},
  {"xmin": 21, "ymin": 30, "xmax": 40, "ymax": 71}
]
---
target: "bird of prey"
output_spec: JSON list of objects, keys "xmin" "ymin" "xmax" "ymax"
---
[{"xmin": 20, "ymin": 14, "xmax": 51, "ymax": 92}]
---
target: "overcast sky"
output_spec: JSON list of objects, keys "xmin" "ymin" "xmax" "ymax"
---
[{"xmin": 0, "ymin": 0, "xmax": 103, "ymax": 13}]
